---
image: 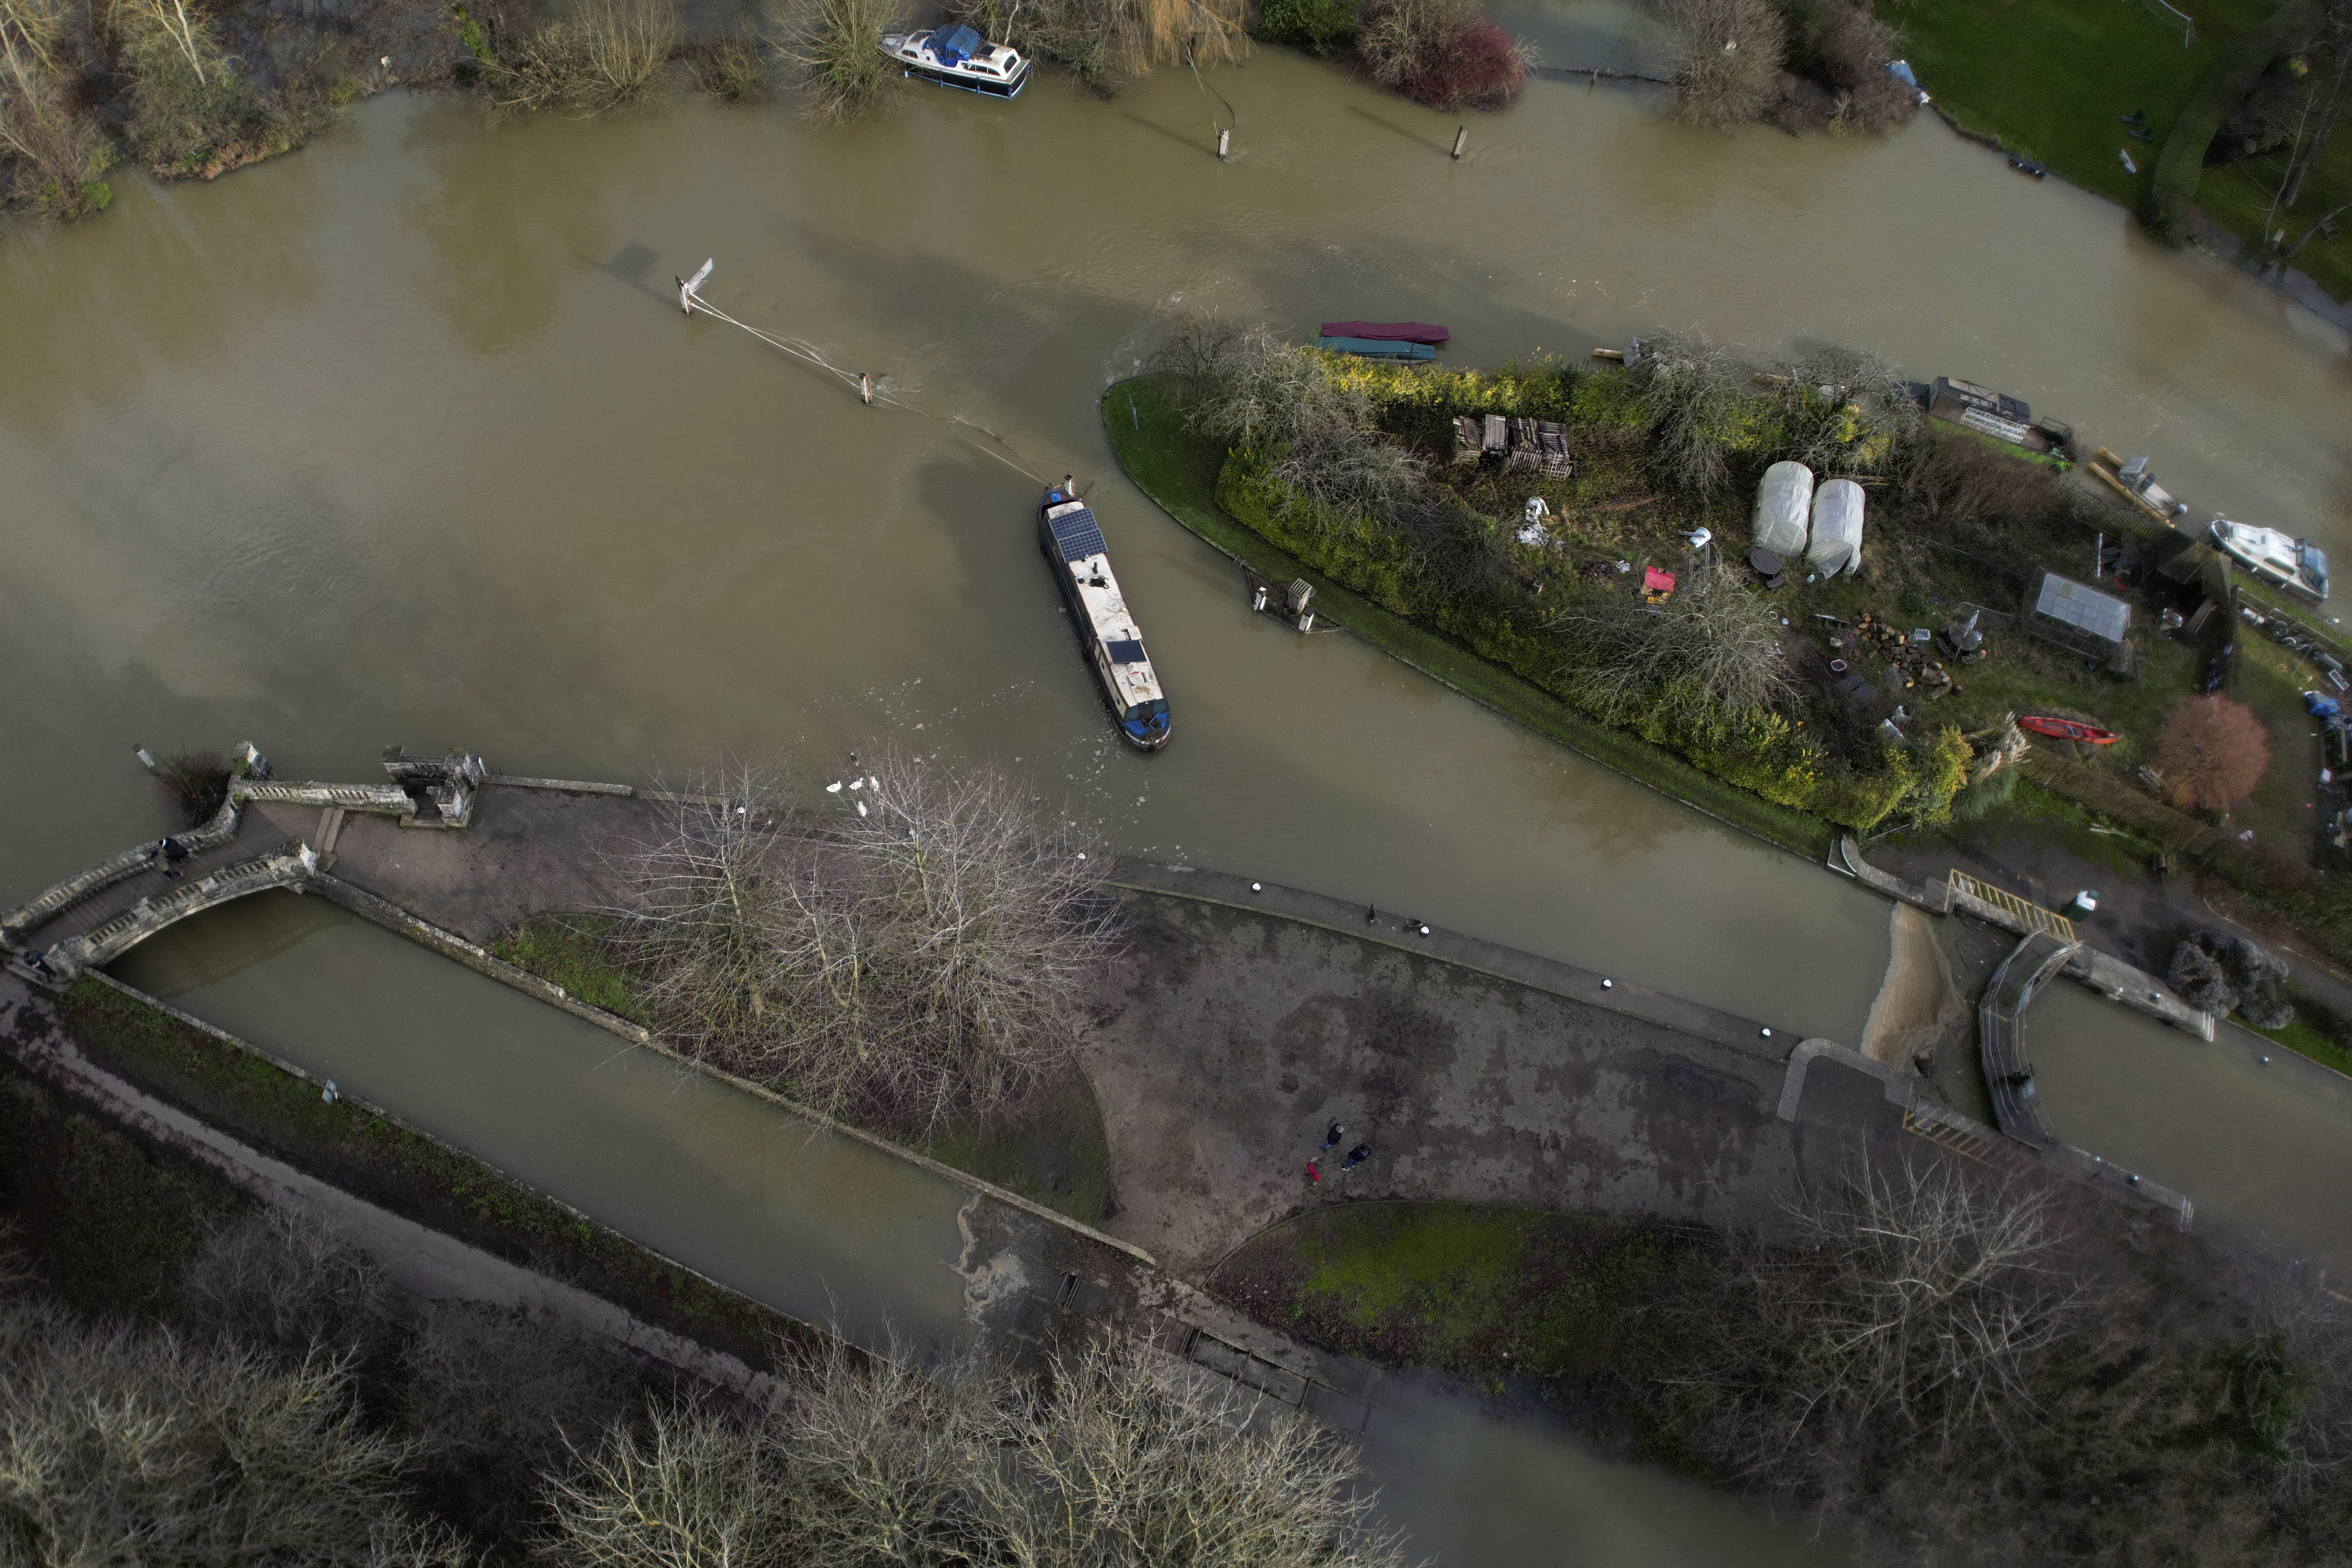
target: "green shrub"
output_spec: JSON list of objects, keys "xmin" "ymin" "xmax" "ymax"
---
[
  {"xmin": 1255, "ymin": 0, "xmax": 1357, "ymax": 50},
  {"xmin": 1215, "ymin": 446, "xmax": 1961, "ymax": 829}
]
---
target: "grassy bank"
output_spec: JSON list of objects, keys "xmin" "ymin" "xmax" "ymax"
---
[
  {"xmin": 1885, "ymin": 0, "xmax": 2350, "ymax": 302},
  {"xmin": 0, "ymin": 1067, "xmax": 247, "ymax": 1317},
  {"xmin": 56, "ymin": 976, "xmax": 805, "ymax": 1369},
  {"xmin": 1104, "ymin": 375, "xmax": 1838, "ymax": 859},
  {"xmin": 1211, "ymin": 1202, "xmax": 1678, "ymax": 1389},
  {"xmin": 491, "ymin": 913, "xmax": 1115, "ymax": 1224}
]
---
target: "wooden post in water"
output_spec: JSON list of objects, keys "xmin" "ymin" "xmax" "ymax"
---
[{"xmin": 1451, "ymin": 125, "xmax": 1468, "ymax": 160}]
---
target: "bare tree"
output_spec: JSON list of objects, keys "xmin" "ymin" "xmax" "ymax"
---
[
  {"xmin": 774, "ymin": 0, "xmax": 907, "ymax": 124},
  {"xmin": 617, "ymin": 753, "xmax": 1119, "ymax": 1132},
  {"xmin": 1771, "ymin": 344, "xmax": 1923, "ymax": 476},
  {"xmin": 542, "ymin": 1332, "xmax": 1409, "ymax": 1568},
  {"xmin": 1627, "ymin": 330, "xmax": 1746, "ymax": 497},
  {"xmin": 1553, "ymin": 557, "xmax": 1795, "ymax": 720},
  {"xmin": 1158, "ymin": 317, "xmax": 1431, "ymax": 533},
  {"xmin": 1669, "ymin": 1160, "xmax": 2079, "ymax": 1487},
  {"xmin": 541, "ymin": 1398, "xmax": 796, "ymax": 1568},
  {"xmin": 0, "ymin": 1298, "xmax": 464, "ymax": 1565},
  {"xmin": 1649, "ymin": 0, "xmax": 1785, "ymax": 129},
  {"xmin": 183, "ymin": 1206, "xmax": 398, "ymax": 1365},
  {"xmin": 496, "ymin": 0, "xmax": 679, "ymax": 115},
  {"xmin": 993, "ymin": 1335, "xmax": 1409, "ymax": 1567}
]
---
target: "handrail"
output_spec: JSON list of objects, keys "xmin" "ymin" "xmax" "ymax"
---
[
  {"xmin": 1978, "ymin": 931, "xmax": 2083, "ymax": 1146},
  {"xmin": 1949, "ymin": 870, "xmax": 2076, "ymax": 943}
]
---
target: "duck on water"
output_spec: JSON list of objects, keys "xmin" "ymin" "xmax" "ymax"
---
[{"xmin": 1038, "ymin": 483, "xmax": 1170, "ymax": 750}]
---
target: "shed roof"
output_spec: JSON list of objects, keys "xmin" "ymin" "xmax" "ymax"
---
[{"xmin": 2030, "ymin": 572, "xmax": 2130, "ymax": 646}]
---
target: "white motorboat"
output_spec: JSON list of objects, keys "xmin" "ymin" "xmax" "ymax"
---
[
  {"xmin": 2211, "ymin": 518, "xmax": 2329, "ymax": 604},
  {"xmin": 878, "ymin": 24, "xmax": 1031, "ymax": 98}
]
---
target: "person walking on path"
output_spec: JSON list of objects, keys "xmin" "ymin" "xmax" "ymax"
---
[
  {"xmin": 1320, "ymin": 1121, "xmax": 1345, "ymax": 1152},
  {"xmin": 1342, "ymin": 1143, "xmax": 1373, "ymax": 1171},
  {"xmin": 1305, "ymin": 1161, "xmax": 1322, "ymax": 1185}
]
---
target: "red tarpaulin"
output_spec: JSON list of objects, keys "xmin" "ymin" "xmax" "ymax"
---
[
  {"xmin": 1643, "ymin": 567, "xmax": 1676, "ymax": 595},
  {"xmin": 1319, "ymin": 321, "xmax": 1450, "ymax": 344}
]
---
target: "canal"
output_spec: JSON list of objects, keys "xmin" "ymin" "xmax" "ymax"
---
[{"xmin": 5, "ymin": 8, "xmax": 2351, "ymax": 1555}]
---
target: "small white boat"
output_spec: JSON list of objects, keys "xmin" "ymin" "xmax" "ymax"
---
[
  {"xmin": 2211, "ymin": 518, "xmax": 2329, "ymax": 604},
  {"xmin": 878, "ymin": 24, "xmax": 1031, "ymax": 98}
]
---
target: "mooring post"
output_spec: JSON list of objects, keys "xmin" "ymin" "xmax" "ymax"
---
[
  {"xmin": 1216, "ymin": 126, "xmax": 1231, "ymax": 161},
  {"xmin": 1451, "ymin": 125, "xmax": 1468, "ymax": 160}
]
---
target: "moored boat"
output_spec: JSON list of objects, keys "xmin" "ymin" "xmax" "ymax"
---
[
  {"xmin": 2210, "ymin": 518, "xmax": 2330, "ymax": 604},
  {"xmin": 1038, "ymin": 487, "xmax": 1171, "ymax": 750},
  {"xmin": 2017, "ymin": 715, "xmax": 2122, "ymax": 745},
  {"xmin": 1318, "ymin": 320, "xmax": 1450, "ymax": 344},
  {"xmin": 877, "ymin": 24, "xmax": 1031, "ymax": 98}
]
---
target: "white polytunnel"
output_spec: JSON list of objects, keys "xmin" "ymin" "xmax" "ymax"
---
[
  {"xmin": 1751, "ymin": 461, "xmax": 1814, "ymax": 557},
  {"xmin": 1807, "ymin": 478, "xmax": 1866, "ymax": 575}
]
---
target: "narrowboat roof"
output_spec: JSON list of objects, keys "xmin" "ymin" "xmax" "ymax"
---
[{"xmin": 1044, "ymin": 501, "xmax": 1106, "ymax": 563}]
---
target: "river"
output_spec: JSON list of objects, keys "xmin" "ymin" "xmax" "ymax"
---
[{"xmin": 5, "ymin": 11, "xmax": 2351, "ymax": 1556}]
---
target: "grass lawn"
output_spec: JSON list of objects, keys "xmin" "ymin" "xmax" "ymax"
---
[
  {"xmin": 2238, "ymin": 1009, "xmax": 2352, "ymax": 1076},
  {"xmin": 2200, "ymin": 128, "xmax": 2352, "ymax": 302},
  {"xmin": 1105, "ymin": 376, "xmax": 1839, "ymax": 859},
  {"xmin": 1207, "ymin": 1201, "xmax": 1677, "ymax": 1380},
  {"xmin": 2225, "ymin": 630, "xmax": 2325, "ymax": 854},
  {"xmin": 1883, "ymin": 0, "xmax": 2352, "ymax": 299}
]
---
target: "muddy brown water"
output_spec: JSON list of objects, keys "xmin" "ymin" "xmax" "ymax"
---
[{"xmin": 5, "ymin": 14, "xmax": 2352, "ymax": 1553}]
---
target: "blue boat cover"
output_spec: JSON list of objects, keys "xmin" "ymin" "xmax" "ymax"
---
[
  {"xmin": 1105, "ymin": 639, "xmax": 1147, "ymax": 665},
  {"xmin": 931, "ymin": 23, "xmax": 982, "ymax": 64},
  {"xmin": 1046, "ymin": 507, "xmax": 1107, "ymax": 563},
  {"xmin": 1315, "ymin": 336, "xmax": 1436, "ymax": 361}
]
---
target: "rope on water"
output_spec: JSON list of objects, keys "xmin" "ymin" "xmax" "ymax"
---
[{"xmin": 680, "ymin": 285, "xmax": 1053, "ymax": 486}]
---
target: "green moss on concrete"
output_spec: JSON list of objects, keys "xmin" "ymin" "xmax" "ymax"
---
[{"xmin": 491, "ymin": 914, "xmax": 649, "ymax": 1025}]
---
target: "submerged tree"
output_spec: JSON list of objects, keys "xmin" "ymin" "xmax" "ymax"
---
[
  {"xmin": 1649, "ymin": 0, "xmax": 1785, "ymax": 129},
  {"xmin": 776, "ymin": 0, "xmax": 906, "ymax": 123},
  {"xmin": 1357, "ymin": 0, "xmax": 1529, "ymax": 112}
]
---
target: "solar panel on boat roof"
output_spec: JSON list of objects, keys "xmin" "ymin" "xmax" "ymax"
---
[
  {"xmin": 1105, "ymin": 639, "xmax": 1147, "ymax": 664},
  {"xmin": 1048, "ymin": 508, "xmax": 1107, "ymax": 562}
]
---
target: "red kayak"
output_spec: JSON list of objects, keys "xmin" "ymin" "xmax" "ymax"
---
[
  {"xmin": 1319, "ymin": 320, "xmax": 1450, "ymax": 344},
  {"xmin": 2017, "ymin": 715, "xmax": 2122, "ymax": 745}
]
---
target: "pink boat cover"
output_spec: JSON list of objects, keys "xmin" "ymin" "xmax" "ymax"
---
[{"xmin": 1320, "ymin": 320, "xmax": 1450, "ymax": 344}]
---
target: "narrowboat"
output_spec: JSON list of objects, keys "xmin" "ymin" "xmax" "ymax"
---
[
  {"xmin": 878, "ymin": 24, "xmax": 1031, "ymax": 98},
  {"xmin": 1038, "ymin": 487, "xmax": 1171, "ymax": 750},
  {"xmin": 2211, "ymin": 518, "xmax": 2330, "ymax": 604}
]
